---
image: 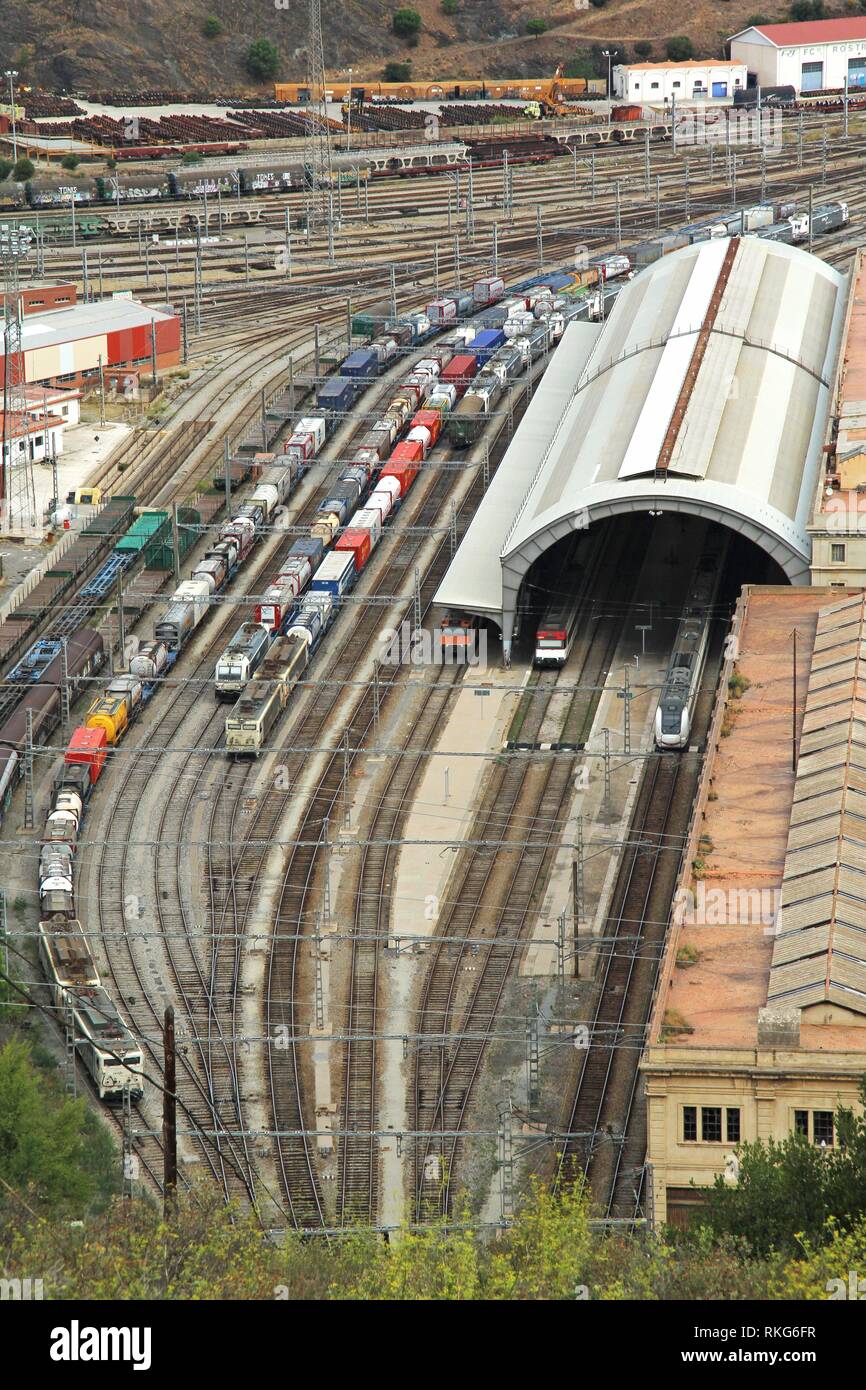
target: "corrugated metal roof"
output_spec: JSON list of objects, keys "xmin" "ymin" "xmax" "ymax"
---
[
  {"xmin": 0, "ymin": 298, "xmax": 176, "ymax": 357},
  {"xmin": 770, "ymin": 592, "xmax": 866, "ymax": 1015}
]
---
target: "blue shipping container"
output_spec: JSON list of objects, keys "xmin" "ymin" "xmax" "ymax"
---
[
  {"xmin": 288, "ymin": 537, "xmax": 324, "ymax": 567},
  {"xmin": 342, "ymin": 348, "xmax": 379, "ymax": 380},
  {"xmin": 310, "ymin": 551, "xmax": 356, "ymax": 597},
  {"xmin": 471, "ymin": 328, "xmax": 506, "ymax": 364},
  {"xmin": 317, "ymin": 377, "xmax": 357, "ymax": 412}
]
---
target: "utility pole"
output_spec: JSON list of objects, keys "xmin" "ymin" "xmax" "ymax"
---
[
  {"xmin": 809, "ymin": 183, "xmax": 813, "ymax": 253},
  {"xmin": 284, "ymin": 205, "xmax": 292, "ymax": 279},
  {"xmin": 390, "ymin": 262, "xmax": 397, "ymax": 323},
  {"xmin": 536, "ymin": 203, "xmax": 543, "ymax": 271},
  {"xmin": 792, "ymin": 628, "xmax": 798, "ymax": 773},
  {"xmin": 116, "ymin": 574, "xmax": 126, "ymax": 656},
  {"xmin": 615, "ymin": 180, "xmax": 621, "ymax": 248},
  {"xmin": 224, "ymin": 438, "xmax": 231, "ymax": 515},
  {"xmin": 492, "ymin": 222, "xmax": 498, "ymax": 278},
  {"xmin": 413, "ymin": 565, "xmax": 422, "ymax": 634},
  {"xmin": 454, "ymin": 234, "xmax": 461, "ymax": 292},
  {"xmin": 163, "ymin": 1005, "xmax": 177, "ymax": 1218},
  {"xmin": 498, "ymin": 1098, "xmax": 514, "ymax": 1224}
]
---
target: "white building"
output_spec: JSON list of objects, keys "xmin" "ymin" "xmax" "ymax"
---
[
  {"xmin": 1, "ymin": 409, "xmax": 66, "ymax": 470},
  {"xmin": 612, "ymin": 60, "xmax": 747, "ymax": 102},
  {"xmin": 730, "ymin": 17, "xmax": 866, "ymax": 93}
]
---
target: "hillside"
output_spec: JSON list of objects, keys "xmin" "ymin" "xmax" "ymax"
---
[{"xmin": 1, "ymin": 0, "xmax": 814, "ymax": 97}]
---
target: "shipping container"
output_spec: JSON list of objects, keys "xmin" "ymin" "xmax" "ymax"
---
[
  {"xmin": 373, "ymin": 416, "xmax": 399, "ymax": 445},
  {"xmin": 311, "ymin": 512, "xmax": 343, "ymax": 546},
  {"xmin": 440, "ymin": 354, "xmax": 479, "ymax": 396},
  {"xmin": 316, "ymin": 377, "xmax": 357, "ymax": 413},
  {"xmin": 428, "ymin": 298, "xmax": 457, "ymax": 326},
  {"xmin": 427, "ymin": 385, "xmax": 457, "ymax": 413},
  {"xmin": 413, "ymin": 409, "xmax": 443, "ymax": 447},
  {"xmin": 335, "ymin": 526, "xmax": 372, "ymax": 572},
  {"xmin": 249, "ymin": 483, "xmax": 279, "ymax": 519},
  {"xmin": 107, "ymin": 676, "xmax": 143, "ymax": 715},
  {"xmin": 64, "ymin": 726, "xmax": 107, "ymax": 783},
  {"xmin": 85, "ymin": 695, "xmax": 129, "ymax": 745},
  {"xmin": 342, "ymin": 347, "xmax": 380, "ymax": 381},
  {"xmin": 350, "ymin": 508, "xmax": 384, "ymax": 547},
  {"xmin": 192, "ymin": 556, "xmax": 227, "ymax": 593},
  {"xmin": 310, "ymin": 550, "xmax": 356, "ymax": 597},
  {"xmin": 471, "ymin": 328, "xmax": 506, "ymax": 364},
  {"xmin": 473, "ymin": 275, "xmax": 505, "ymax": 305},
  {"xmin": 283, "ymin": 431, "xmax": 316, "ymax": 464},
  {"xmin": 155, "ymin": 601, "xmax": 197, "ymax": 651},
  {"xmin": 342, "ymin": 463, "xmax": 372, "ymax": 491},
  {"xmin": 370, "ymin": 336, "xmax": 398, "ymax": 366}
]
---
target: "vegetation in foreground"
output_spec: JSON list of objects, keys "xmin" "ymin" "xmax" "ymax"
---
[{"xmin": 3, "ymin": 1035, "xmax": 866, "ymax": 1301}]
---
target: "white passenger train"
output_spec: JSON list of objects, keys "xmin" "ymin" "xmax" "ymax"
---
[{"xmin": 654, "ymin": 533, "xmax": 729, "ymax": 749}]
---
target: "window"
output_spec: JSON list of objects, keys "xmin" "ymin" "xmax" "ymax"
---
[
  {"xmin": 672, "ymin": 80, "xmax": 682, "ymax": 89},
  {"xmin": 651, "ymin": 82, "xmax": 659, "ymax": 90},
  {"xmin": 683, "ymin": 1106, "xmax": 697, "ymax": 1141},
  {"xmin": 726, "ymin": 1109, "xmax": 741, "ymax": 1143},
  {"xmin": 813, "ymin": 1111, "xmax": 834, "ymax": 1146},
  {"xmin": 702, "ymin": 1107, "xmax": 722, "ymax": 1142},
  {"xmin": 801, "ymin": 60, "xmax": 823, "ymax": 93},
  {"xmin": 831, "ymin": 543, "xmax": 846, "ymax": 563},
  {"xmin": 794, "ymin": 1109, "xmax": 834, "ymax": 1144}
]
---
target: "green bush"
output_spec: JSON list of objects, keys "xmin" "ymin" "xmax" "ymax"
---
[
  {"xmin": 12, "ymin": 157, "xmax": 35, "ymax": 181},
  {"xmin": 634, "ymin": 40, "xmax": 652, "ymax": 57},
  {"xmin": 245, "ymin": 38, "xmax": 279, "ymax": 81},
  {"xmin": 61, "ymin": 153, "xmax": 80, "ymax": 171},
  {"xmin": 441, "ymin": 0, "xmax": 458, "ymax": 11},
  {"xmin": 392, "ymin": 7, "xmax": 422, "ymax": 38},
  {"xmin": 665, "ymin": 35, "xmax": 694, "ymax": 61},
  {"xmin": 383, "ymin": 60, "xmax": 413, "ymax": 81},
  {"xmin": 526, "ymin": 18, "xmax": 548, "ymax": 35},
  {"xmin": 0, "ymin": 158, "xmax": 12, "ymax": 181},
  {"xmin": 202, "ymin": 15, "xmax": 222, "ymax": 37}
]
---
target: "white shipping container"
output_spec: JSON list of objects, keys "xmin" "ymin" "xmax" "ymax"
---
[
  {"xmin": 284, "ymin": 431, "xmax": 315, "ymax": 461},
  {"xmin": 374, "ymin": 416, "xmax": 398, "ymax": 443},
  {"xmin": 295, "ymin": 416, "xmax": 327, "ymax": 451},
  {"xmin": 130, "ymin": 641, "xmax": 169, "ymax": 680},
  {"xmin": 428, "ymin": 298, "xmax": 457, "ymax": 326},
  {"xmin": 415, "ymin": 358, "xmax": 441, "ymax": 379},
  {"xmin": 473, "ymin": 275, "xmax": 505, "ymax": 304},
  {"xmin": 351, "ymin": 508, "xmax": 383, "ymax": 547},
  {"xmin": 741, "ymin": 206, "xmax": 773, "ymax": 232},
  {"xmin": 366, "ymin": 488, "xmax": 394, "ymax": 524},
  {"xmin": 108, "ymin": 676, "xmax": 143, "ymax": 710}
]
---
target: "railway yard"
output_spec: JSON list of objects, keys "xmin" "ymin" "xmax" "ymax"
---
[{"xmin": 4, "ymin": 87, "xmax": 866, "ymax": 1259}]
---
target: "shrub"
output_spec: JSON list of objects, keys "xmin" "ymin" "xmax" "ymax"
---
[
  {"xmin": 665, "ymin": 36, "xmax": 694, "ymax": 61},
  {"xmin": 441, "ymin": 0, "xmax": 457, "ymax": 11},
  {"xmin": 245, "ymin": 38, "xmax": 279, "ymax": 81},
  {"xmin": 634, "ymin": 40, "xmax": 652, "ymax": 57},
  {"xmin": 392, "ymin": 7, "xmax": 422, "ymax": 38},
  {"xmin": 202, "ymin": 15, "xmax": 222, "ymax": 37},
  {"xmin": 12, "ymin": 156, "xmax": 35, "ymax": 181},
  {"xmin": 383, "ymin": 60, "xmax": 413, "ymax": 81},
  {"xmin": 0, "ymin": 158, "xmax": 12, "ymax": 181},
  {"xmin": 61, "ymin": 154, "xmax": 80, "ymax": 171}
]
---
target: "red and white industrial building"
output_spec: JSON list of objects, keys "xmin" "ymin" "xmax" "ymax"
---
[
  {"xmin": 0, "ymin": 293, "xmax": 181, "ymax": 391},
  {"xmin": 730, "ymin": 17, "xmax": 866, "ymax": 93}
]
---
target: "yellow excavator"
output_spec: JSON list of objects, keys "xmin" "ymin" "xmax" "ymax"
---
[{"xmin": 524, "ymin": 65, "xmax": 572, "ymax": 119}]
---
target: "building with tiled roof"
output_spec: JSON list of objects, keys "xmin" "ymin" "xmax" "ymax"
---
[{"xmin": 730, "ymin": 18, "xmax": 866, "ymax": 94}]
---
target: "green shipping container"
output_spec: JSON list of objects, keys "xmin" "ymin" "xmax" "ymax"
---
[
  {"xmin": 116, "ymin": 510, "xmax": 169, "ymax": 553},
  {"xmin": 144, "ymin": 507, "xmax": 201, "ymax": 571}
]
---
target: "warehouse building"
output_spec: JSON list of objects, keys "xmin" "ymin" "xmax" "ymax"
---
[
  {"xmin": 643, "ymin": 584, "xmax": 866, "ymax": 1228},
  {"xmin": 0, "ymin": 297, "xmax": 181, "ymax": 391},
  {"xmin": 730, "ymin": 17, "xmax": 866, "ymax": 93},
  {"xmin": 435, "ymin": 237, "xmax": 848, "ymax": 661},
  {"xmin": 612, "ymin": 60, "xmax": 747, "ymax": 102}
]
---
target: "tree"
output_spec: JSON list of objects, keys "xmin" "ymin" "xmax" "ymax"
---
[
  {"xmin": 441, "ymin": 0, "xmax": 458, "ymax": 11},
  {"xmin": 526, "ymin": 17, "xmax": 548, "ymax": 35},
  {"xmin": 202, "ymin": 15, "xmax": 222, "ymax": 38},
  {"xmin": 665, "ymin": 36, "xmax": 694, "ymax": 61},
  {"xmin": 634, "ymin": 40, "xmax": 653, "ymax": 58},
  {"xmin": 245, "ymin": 38, "xmax": 279, "ymax": 81},
  {"xmin": 392, "ymin": 8, "xmax": 422, "ymax": 38},
  {"xmin": 12, "ymin": 157, "xmax": 35, "ymax": 181},
  {"xmin": 0, "ymin": 158, "xmax": 12, "ymax": 181},
  {"xmin": 0, "ymin": 1040, "xmax": 101, "ymax": 1215},
  {"xmin": 696, "ymin": 1084, "xmax": 866, "ymax": 1258},
  {"xmin": 61, "ymin": 153, "xmax": 80, "ymax": 171},
  {"xmin": 383, "ymin": 60, "xmax": 413, "ymax": 81}
]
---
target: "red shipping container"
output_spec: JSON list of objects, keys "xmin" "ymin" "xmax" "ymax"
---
[
  {"xmin": 65, "ymin": 725, "xmax": 107, "ymax": 783},
  {"xmin": 380, "ymin": 455, "xmax": 420, "ymax": 496},
  {"xmin": 389, "ymin": 439, "xmax": 423, "ymax": 465},
  {"xmin": 397, "ymin": 380, "xmax": 423, "ymax": 406},
  {"xmin": 335, "ymin": 527, "xmax": 372, "ymax": 572},
  {"xmin": 412, "ymin": 409, "xmax": 442, "ymax": 447},
  {"xmin": 440, "ymin": 354, "xmax": 478, "ymax": 398}
]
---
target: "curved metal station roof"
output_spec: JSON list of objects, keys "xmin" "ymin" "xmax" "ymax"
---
[{"xmin": 435, "ymin": 236, "xmax": 848, "ymax": 658}]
